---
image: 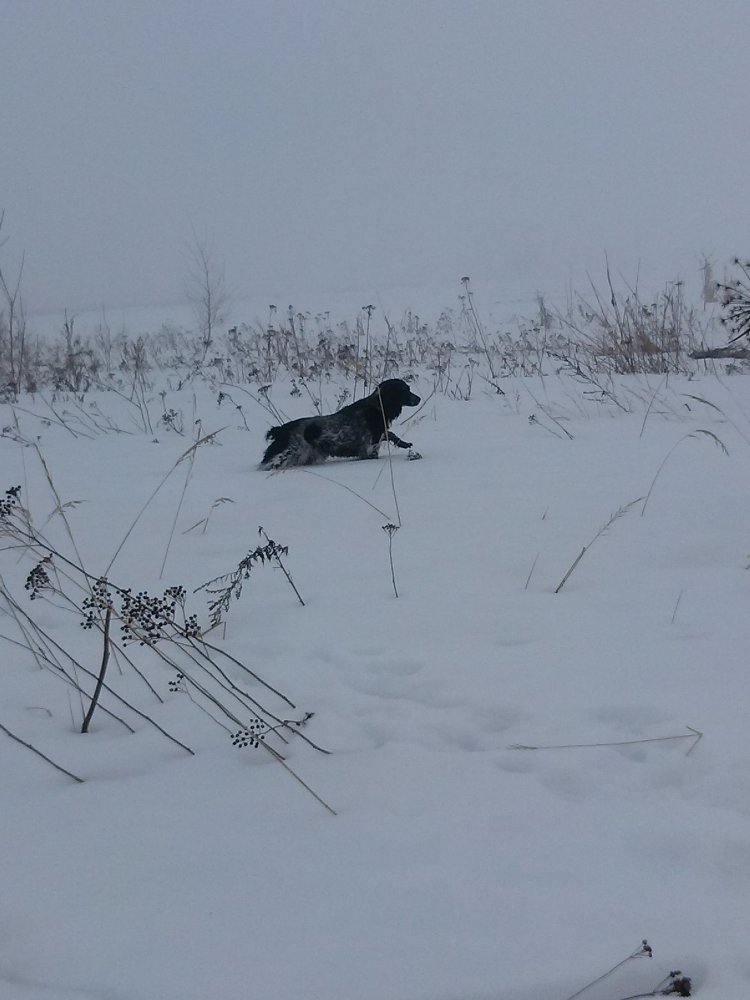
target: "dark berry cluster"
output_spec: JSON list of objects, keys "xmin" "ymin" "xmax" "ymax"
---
[
  {"xmin": 0, "ymin": 485, "xmax": 21, "ymax": 520},
  {"xmin": 664, "ymin": 974, "xmax": 692, "ymax": 997},
  {"xmin": 231, "ymin": 720, "xmax": 268, "ymax": 749},
  {"xmin": 161, "ymin": 408, "xmax": 183, "ymax": 432},
  {"xmin": 168, "ymin": 672, "xmax": 186, "ymax": 693},
  {"xmin": 162, "ymin": 586, "xmax": 200, "ymax": 637},
  {"xmin": 119, "ymin": 588, "xmax": 178, "ymax": 645},
  {"xmin": 182, "ymin": 613, "xmax": 201, "ymax": 639},
  {"xmin": 25, "ymin": 557, "xmax": 53, "ymax": 600},
  {"xmin": 164, "ymin": 585, "xmax": 186, "ymax": 606},
  {"xmin": 81, "ymin": 578, "xmax": 114, "ymax": 628}
]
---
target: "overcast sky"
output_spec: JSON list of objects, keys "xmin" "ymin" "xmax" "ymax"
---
[{"xmin": 2, "ymin": 0, "xmax": 749, "ymax": 316}]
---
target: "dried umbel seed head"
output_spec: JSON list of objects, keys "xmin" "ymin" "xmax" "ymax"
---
[
  {"xmin": 25, "ymin": 557, "xmax": 53, "ymax": 600},
  {"xmin": 231, "ymin": 720, "xmax": 268, "ymax": 749},
  {"xmin": 164, "ymin": 585, "xmax": 187, "ymax": 606},
  {"xmin": 183, "ymin": 614, "xmax": 201, "ymax": 639},
  {"xmin": 0, "ymin": 485, "xmax": 22, "ymax": 519},
  {"xmin": 665, "ymin": 973, "xmax": 692, "ymax": 997},
  {"xmin": 118, "ymin": 587, "xmax": 187, "ymax": 644},
  {"xmin": 80, "ymin": 578, "xmax": 114, "ymax": 627}
]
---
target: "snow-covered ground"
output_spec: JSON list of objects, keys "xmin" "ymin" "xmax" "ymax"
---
[{"xmin": 2, "ymin": 365, "xmax": 749, "ymax": 999}]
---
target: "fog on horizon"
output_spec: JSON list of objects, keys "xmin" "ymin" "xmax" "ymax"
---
[{"xmin": 2, "ymin": 0, "xmax": 748, "ymax": 321}]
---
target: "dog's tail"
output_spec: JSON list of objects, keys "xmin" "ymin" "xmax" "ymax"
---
[{"xmin": 260, "ymin": 424, "xmax": 289, "ymax": 468}]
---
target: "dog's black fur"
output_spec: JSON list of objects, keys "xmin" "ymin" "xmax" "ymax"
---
[{"xmin": 260, "ymin": 378, "xmax": 420, "ymax": 470}]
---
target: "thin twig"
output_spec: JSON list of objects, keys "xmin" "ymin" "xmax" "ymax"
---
[
  {"xmin": 259, "ymin": 526, "xmax": 305, "ymax": 606},
  {"xmin": 563, "ymin": 940, "xmax": 653, "ymax": 1000},
  {"xmin": 106, "ymin": 426, "xmax": 226, "ymax": 574},
  {"xmin": 296, "ymin": 468, "xmax": 393, "ymax": 520},
  {"xmin": 0, "ymin": 720, "xmax": 84, "ymax": 783},
  {"xmin": 159, "ymin": 429, "xmax": 199, "ymax": 578},
  {"xmin": 274, "ymin": 754, "xmax": 337, "ymax": 816},
  {"xmin": 33, "ymin": 445, "xmax": 87, "ymax": 575},
  {"xmin": 81, "ymin": 605, "xmax": 112, "ymax": 733},
  {"xmin": 555, "ymin": 498, "xmax": 643, "ymax": 593},
  {"xmin": 524, "ymin": 552, "xmax": 540, "ymax": 591},
  {"xmin": 382, "ymin": 524, "xmax": 399, "ymax": 598},
  {"xmin": 639, "ymin": 375, "xmax": 668, "ymax": 438},
  {"xmin": 641, "ymin": 430, "xmax": 728, "ymax": 517},
  {"xmin": 670, "ymin": 590, "xmax": 683, "ymax": 625},
  {"xmin": 510, "ymin": 726, "xmax": 702, "ymax": 756}
]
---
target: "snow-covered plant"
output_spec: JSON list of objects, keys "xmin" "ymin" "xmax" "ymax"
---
[
  {"xmin": 195, "ymin": 527, "xmax": 304, "ymax": 629},
  {"xmin": 563, "ymin": 940, "xmax": 691, "ymax": 1000},
  {"xmin": 0, "ymin": 484, "xmax": 334, "ymax": 813}
]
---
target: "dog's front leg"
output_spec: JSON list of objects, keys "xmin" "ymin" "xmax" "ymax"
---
[{"xmin": 385, "ymin": 431, "xmax": 413, "ymax": 449}]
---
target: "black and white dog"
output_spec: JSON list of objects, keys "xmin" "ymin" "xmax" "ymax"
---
[{"xmin": 260, "ymin": 379, "xmax": 420, "ymax": 470}]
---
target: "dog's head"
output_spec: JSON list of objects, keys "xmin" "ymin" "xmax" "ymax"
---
[{"xmin": 375, "ymin": 379, "xmax": 420, "ymax": 420}]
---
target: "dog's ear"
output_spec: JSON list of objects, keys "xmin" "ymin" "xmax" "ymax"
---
[{"xmin": 375, "ymin": 382, "xmax": 400, "ymax": 419}]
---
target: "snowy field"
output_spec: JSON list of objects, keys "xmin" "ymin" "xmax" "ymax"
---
[{"xmin": 2, "ymin": 360, "xmax": 750, "ymax": 999}]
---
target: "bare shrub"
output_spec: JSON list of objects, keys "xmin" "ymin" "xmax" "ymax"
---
[
  {"xmin": 0, "ymin": 211, "xmax": 27, "ymax": 396},
  {"xmin": 185, "ymin": 232, "xmax": 230, "ymax": 369},
  {"xmin": 554, "ymin": 264, "xmax": 701, "ymax": 374}
]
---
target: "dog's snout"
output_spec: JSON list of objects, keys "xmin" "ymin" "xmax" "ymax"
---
[{"xmin": 408, "ymin": 392, "xmax": 420, "ymax": 406}]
